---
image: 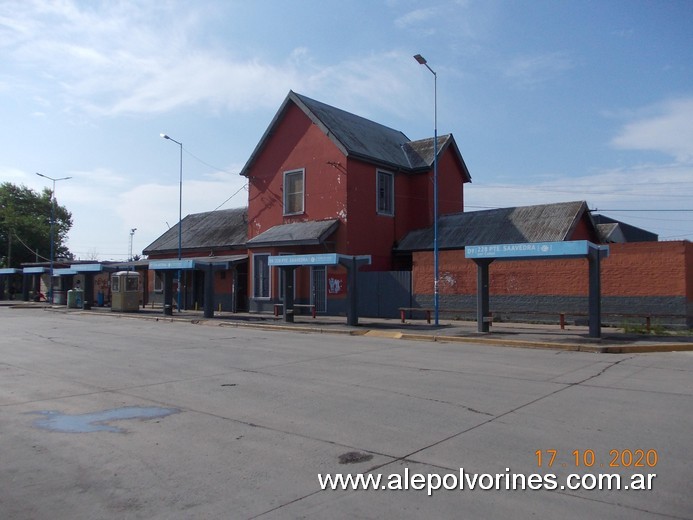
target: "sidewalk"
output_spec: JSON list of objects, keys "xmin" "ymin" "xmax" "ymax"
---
[{"xmin": 4, "ymin": 301, "xmax": 693, "ymax": 353}]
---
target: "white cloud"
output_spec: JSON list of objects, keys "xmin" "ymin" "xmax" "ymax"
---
[
  {"xmin": 611, "ymin": 98, "xmax": 693, "ymax": 163},
  {"xmin": 0, "ymin": 1, "xmax": 299, "ymax": 117},
  {"xmin": 308, "ymin": 51, "xmax": 425, "ymax": 122},
  {"xmin": 503, "ymin": 52, "xmax": 574, "ymax": 87},
  {"xmin": 60, "ymin": 171, "xmax": 248, "ymax": 261},
  {"xmin": 465, "ymin": 163, "xmax": 693, "ymax": 239},
  {"xmin": 0, "ymin": 1, "xmax": 428, "ymax": 122},
  {"xmin": 394, "ymin": 7, "xmax": 439, "ymax": 29}
]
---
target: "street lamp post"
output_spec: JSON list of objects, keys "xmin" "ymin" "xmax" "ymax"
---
[
  {"xmin": 414, "ymin": 53, "xmax": 440, "ymax": 326},
  {"xmin": 160, "ymin": 133, "xmax": 183, "ymax": 312},
  {"xmin": 35, "ymin": 172, "xmax": 72, "ymax": 304},
  {"xmin": 128, "ymin": 228, "xmax": 137, "ymax": 262}
]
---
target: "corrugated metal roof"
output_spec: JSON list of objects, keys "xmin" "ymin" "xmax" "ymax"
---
[
  {"xmin": 396, "ymin": 201, "xmax": 590, "ymax": 252},
  {"xmin": 240, "ymin": 91, "xmax": 471, "ymax": 181},
  {"xmin": 246, "ymin": 219, "xmax": 339, "ymax": 248},
  {"xmin": 143, "ymin": 207, "xmax": 247, "ymax": 255}
]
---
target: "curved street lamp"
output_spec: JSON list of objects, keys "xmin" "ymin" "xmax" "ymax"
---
[
  {"xmin": 414, "ymin": 54, "xmax": 440, "ymax": 325},
  {"xmin": 160, "ymin": 133, "xmax": 183, "ymax": 312},
  {"xmin": 36, "ymin": 172, "xmax": 72, "ymax": 304}
]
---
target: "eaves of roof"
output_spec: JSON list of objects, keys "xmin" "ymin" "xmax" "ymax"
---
[
  {"xmin": 395, "ymin": 201, "xmax": 591, "ymax": 252},
  {"xmin": 143, "ymin": 207, "xmax": 248, "ymax": 255},
  {"xmin": 246, "ymin": 219, "xmax": 340, "ymax": 248}
]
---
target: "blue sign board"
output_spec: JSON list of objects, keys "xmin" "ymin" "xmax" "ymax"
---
[
  {"xmin": 23, "ymin": 267, "xmax": 48, "ymax": 274},
  {"xmin": 465, "ymin": 240, "xmax": 607, "ymax": 260},
  {"xmin": 53, "ymin": 268, "xmax": 78, "ymax": 276},
  {"xmin": 70, "ymin": 263, "xmax": 107, "ymax": 272},
  {"xmin": 149, "ymin": 259, "xmax": 196, "ymax": 270},
  {"xmin": 0, "ymin": 268, "xmax": 20, "ymax": 275},
  {"xmin": 268, "ymin": 253, "xmax": 339, "ymax": 267}
]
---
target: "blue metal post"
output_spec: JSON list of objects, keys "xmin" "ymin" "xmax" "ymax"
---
[{"xmin": 432, "ymin": 68, "xmax": 439, "ymax": 326}]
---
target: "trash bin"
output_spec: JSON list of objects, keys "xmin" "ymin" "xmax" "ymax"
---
[
  {"xmin": 97, "ymin": 291, "xmax": 104, "ymax": 307},
  {"xmin": 67, "ymin": 289, "xmax": 84, "ymax": 309},
  {"xmin": 53, "ymin": 290, "xmax": 66, "ymax": 305}
]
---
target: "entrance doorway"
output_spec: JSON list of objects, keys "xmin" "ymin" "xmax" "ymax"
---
[{"xmin": 311, "ymin": 266, "xmax": 326, "ymax": 313}]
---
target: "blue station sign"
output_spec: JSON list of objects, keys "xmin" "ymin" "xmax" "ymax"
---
[
  {"xmin": 149, "ymin": 259, "xmax": 196, "ymax": 270},
  {"xmin": 465, "ymin": 240, "xmax": 607, "ymax": 260},
  {"xmin": 268, "ymin": 253, "xmax": 340, "ymax": 267},
  {"xmin": 23, "ymin": 267, "xmax": 49, "ymax": 274}
]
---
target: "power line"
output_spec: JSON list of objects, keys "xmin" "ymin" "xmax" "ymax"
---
[
  {"xmin": 212, "ymin": 183, "xmax": 248, "ymax": 211},
  {"xmin": 591, "ymin": 209, "xmax": 693, "ymax": 212},
  {"xmin": 12, "ymin": 232, "xmax": 51, "ymax": 262},
  {"xmin": 183, "ymin": 148, "xmax": 236, "ymax": 175}
]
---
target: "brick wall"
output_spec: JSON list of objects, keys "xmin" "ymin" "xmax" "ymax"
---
[{"xmin": 412, "ymin": 241, "xmax": 692, "ymax": 326}]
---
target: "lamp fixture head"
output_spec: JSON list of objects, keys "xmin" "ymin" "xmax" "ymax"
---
[{"xmin": 414, "ymin": 54, "xmax": 427, "ymax": 65}]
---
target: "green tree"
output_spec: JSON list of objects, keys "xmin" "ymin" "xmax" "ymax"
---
[{"xmin": 0, "ymin": 182, "xmax": 73, "ymax": 268}]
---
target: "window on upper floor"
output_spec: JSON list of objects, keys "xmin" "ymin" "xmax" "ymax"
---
[
  {"xmin": 377, "ymin": 170, "xmax": 394, "ymax": 216},
  {"xmin": 283, "ymin": 169, "xmax": 305, "ymax": 215}
]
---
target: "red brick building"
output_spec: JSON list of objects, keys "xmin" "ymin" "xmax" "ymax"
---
[
  {"xmin": 240, "ymin": 91, "xmax": 471, "ymax": 313},
  {"xmin": 396, "ymin": 202, "xmax": 691, "ymax": 327}
]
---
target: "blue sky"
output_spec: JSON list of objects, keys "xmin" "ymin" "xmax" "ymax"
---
[{"xmin": 1, "ymin": 0, "xmax": 691, "ymax": 260}]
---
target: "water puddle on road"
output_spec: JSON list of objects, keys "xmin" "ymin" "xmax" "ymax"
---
[{"xmin": 28, "ymin": 406, "xmax": 180, "ymax": 433}]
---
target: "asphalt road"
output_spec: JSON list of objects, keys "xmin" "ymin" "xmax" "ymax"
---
[{"xmin": 1, "ymin": 308, "xmax": 691, "ymax": 519}]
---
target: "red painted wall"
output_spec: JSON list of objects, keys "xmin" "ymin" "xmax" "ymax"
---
[
  {"xmin": 345, "ymin": 148, "xmax": 466, "ymax": 270},
  {"xmin": 246, "ymin": 103, "xmax": 348, "ymax": 244},
  {"xmin": 246, "ymin": 102, "xmax": 468, "ymax": 272}
]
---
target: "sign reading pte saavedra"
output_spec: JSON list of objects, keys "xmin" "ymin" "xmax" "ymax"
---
[{"xmin": 465, "ymin": 240, "xmax": 605, "ymax": 260}]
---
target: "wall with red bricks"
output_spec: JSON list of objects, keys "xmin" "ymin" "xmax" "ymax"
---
[{"xmin": 413, "ymin": 241, "xmax": 692, "ymax": 302}]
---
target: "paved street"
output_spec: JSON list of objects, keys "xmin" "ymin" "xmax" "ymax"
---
[{"xmin": 1, "ymin": 307, "xmax": 691, "ymax": 519}]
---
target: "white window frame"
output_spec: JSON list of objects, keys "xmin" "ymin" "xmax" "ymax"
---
[
  {"xmin": 376, "ymin": 169, "xmax": 394, "ymax": 216},
  {"xmin": 154, "ymin": 272, "xmax": 163, "ymax": 293},
  {"xmin": 253, "ymin": 253, "xmax": 271, "ymax": 299},
  {"xmin": 283, "ymin": 169, "xmax": 305, "ymax": 216}
]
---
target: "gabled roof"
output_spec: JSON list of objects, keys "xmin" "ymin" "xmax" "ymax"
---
[
  {"xmin": 246, "ymin": 219, "xmax": 339, "ymax": 248},
  {"xmin": 396, "ymin": 201, "xmax": 593, "ymax": 252},
  {"xmin": 592, "ymin": 214, "xmax": 658, "ymax": 242},
  {"xmin": 143, "ymin": 207, "xmax": 248, "ymax": 255},
  {"xmin": 240, "ymin": 91, "xmax": 470, "ymax": 181}
]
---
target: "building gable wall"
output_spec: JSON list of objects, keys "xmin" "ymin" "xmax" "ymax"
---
[{"xmin": 246, "ymin": 102, "xmax": 348, "ymax": 245}]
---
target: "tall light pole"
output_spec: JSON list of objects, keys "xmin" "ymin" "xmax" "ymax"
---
[
  {"xmin": 414, "ymin": 53, "xmax": 440, "ymax": 325},
  {"xmin": 128, "ymin": 228, "xmax": 137, "ymax": 262},
  {"xmin": 160, "ymin": 133, "xmax": 183, "ymax": 312},
  {"xmin": 36, "ymin": 172, "xmax": 72, "ymax": 304}
]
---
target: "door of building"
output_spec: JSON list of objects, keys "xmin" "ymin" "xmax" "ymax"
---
[{"xmin": 311, "ymin": 266, "xmax": 327, "ymax": 313}]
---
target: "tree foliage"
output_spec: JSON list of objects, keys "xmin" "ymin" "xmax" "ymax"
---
[{"xmin": 0, "ymin": 182, "xmax": 73, "ymax": 268}]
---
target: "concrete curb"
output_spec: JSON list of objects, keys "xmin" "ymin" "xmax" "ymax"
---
[
  {"xmin": 11, "ymin": 304, "xmax": 693, "ymax": 354},
  {"xmin": 403, "ymin": 334, "xmax": 693, "ymax": 354},
  {"xmin": 125, "ymin": 313, "xmax": 693, "ymax": 354}
]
